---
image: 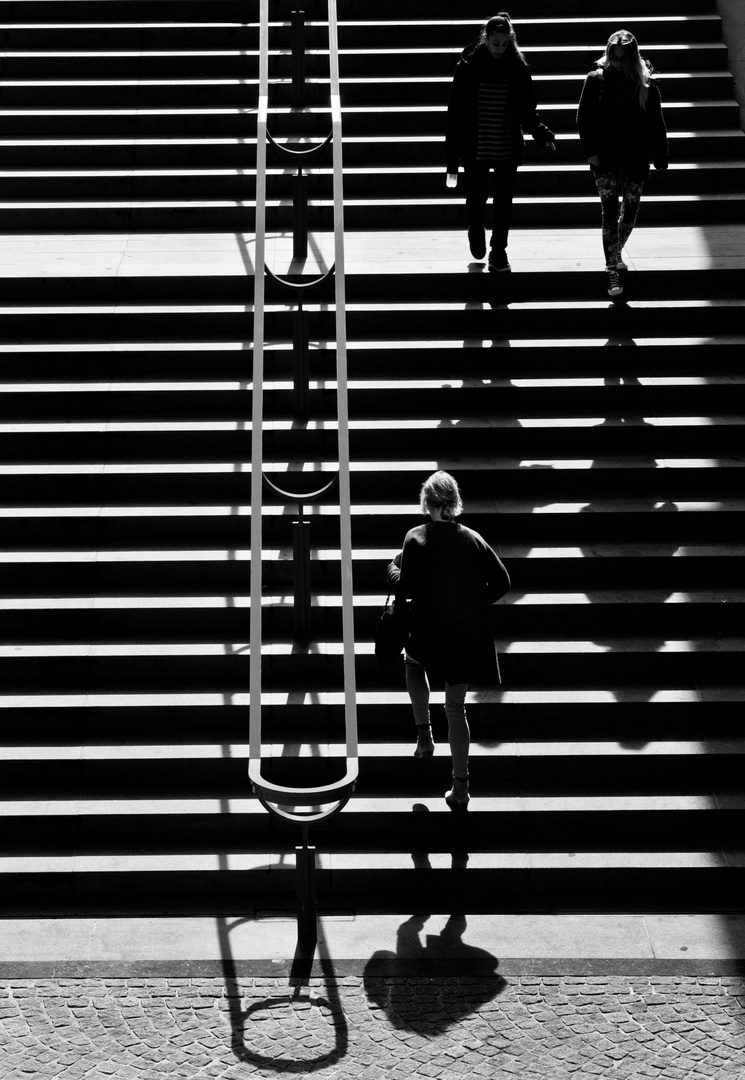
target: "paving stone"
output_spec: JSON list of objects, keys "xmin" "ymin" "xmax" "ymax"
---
[{"xmin": 1, "ymin": 975, "xmax": 745, "ymax": 1077}]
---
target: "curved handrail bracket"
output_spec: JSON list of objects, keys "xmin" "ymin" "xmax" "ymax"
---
[
  {"xmin": 250, "ymin": 0, "xmax": 358, "ymax": 831},
  {"xmin": 267, "ymin": 129, "xmax": 333, "ymax": 159},
  {"xmin": 265, "ymin": 262, "xmax": 335, "ymax": 293},
  {"xmin": 263, "ymin": 472, "xmax": 338, "ymax": 504}
]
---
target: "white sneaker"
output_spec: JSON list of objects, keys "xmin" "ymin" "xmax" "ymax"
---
[{"xmin": 606, "ymin": 269, "xmax": 623, "ymax": 297}]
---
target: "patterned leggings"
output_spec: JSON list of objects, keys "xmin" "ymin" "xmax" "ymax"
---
[{"xmin": 592, "ymin": 169, "xmax": 644, "ymax": 269}]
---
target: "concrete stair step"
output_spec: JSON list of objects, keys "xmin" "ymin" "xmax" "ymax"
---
[
  {"xmin": 2, "ymin": 341, "xmax": 743, "ymax": 382},
  {"xmin": 0, "ymin": 640, "xmax": 741, "ymax": 693},
  {"xmin": 0, "ymin": 0, "xmax": 714, "ymax": 21},
  {"xmin": 2, "ymin": 71, "xmax": 735, "ymax": 109},
  {"xmin": 0, "ymin": 380, "xmax": 740, "ymax": 423},
  {"xmin": 0, "ymin": 860, "xmax": 740, "ymax": 916},
  {"xmin": 1, "ymin": 295, "xmax": 744, "ymax": 342},
  {"xmin": 1, "ymin": 101, "xmax": 737, "ymax": 141},
  {"xmin": 10, "ymin": 15, "xmax": 725, "ymax": 52},
  {"xmin": 0, "ymin": 473, "xmax": 742, "ymax": 524},
  {"xmin": 1, "ymin": 554, "xmax": 742, "ymax": 595},
  {"xmin": 1, "ymin": 42, "xmax": 731, "ymax": 82},
  {"xmin": 0, "ymin": 595, "xmax": 741, "ymax": 645},
  {"xmin": 0, "ymin": 430, "xmax": 742, "ymax": 472},
  {"xmin": 2, "ymin": 129, "xmax": 741, "ymax": 171},
  {"xmin": 1, "ymin": 695, "xmax": 738, "ymax": 747},
  {"xmin": 3, "ymin": 369, "xmax": 743, "ymax": 390},
  {"xmin": 0, "ymin": 198, "xmax": 684, "ymax": 232},
  {"xmin": 0, "ymin": 493, "xmax": 740, "ymax": 533},
  {"xmin": 0, "ymin": 26, "xmax": 268, "ymax": 51},
  {"xmin": 336, "ymin": 0, "xmax": 717, "ymax": 18},
  {"xmin": 0, "ymin": 695, "xmax": 739, "ymax": 737},
  {"xmin": 1, "ymin": 734, "xmax": 742, "ymax": 785},
  {"xmin": 2, "ymin": 161, "xmax": 745, "ymax": 203},
  {"xmin": 337, "ymin": 17, "xmax": 726, "ymax": 49},
  {"xmin": 3, "ymin": 267, "xmax": 745, "ymax": 303},
  {"xmin": 0, "ymin": 793, "xmax": 739, "ymax": 849},
  {"xmin": 348, "ymin": 129, "xmax": 745, "ymax": 165},
  {"xmin": 335, "ymin": 44, "xmax": 732, "ymax": 78},
  {"xmin": 0, "ymin": 0, "xmax": 260, "ymax": 19},
  {"xmin": 0, "ymin": 53, "xmax": 263, "ymax": 80}
]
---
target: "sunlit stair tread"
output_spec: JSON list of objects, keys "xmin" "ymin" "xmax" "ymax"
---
[
  {"xmin": 1, "ymin": 415, "xmax": 741, "ymax": 434},
  {"xmin": 2, "ymin": 374, "xmax": 744, "ymax": 393},
  {"xmin": 3, "ymin": 71, "xmax": 734, "ymax": 108},
  {"xmin": 2, "ymin": 196, "xmax": 742, "ymax": 215},
  {"xmin": 1, "ymin": 637, "xmax": 742, "ymax": 658},
  {"xmin": 0, "ymin": 737, "xmax": 741, "ymax": 762},
  {"xmin": 0, "ymin": 541, "xmax": 741, "ymax": 560},
  {"xmin": 1, "ymin": 587, "xmax": 741, "ymax": 608},
  {"xmin": 0, "ymin": 795, "xmax": 732, "ymax": 818},
  {"xmin": 2, "ymin": 294, "xmax": 745, "ymax": 314},
  {"xmin": 5, "ymin": 160, "xmax": 742, "ymax": 176},
  {"xmin": 0, "ymin": 684, "xmax": 734, "ymax": 702},
  {"xmin": 0, "ymin": 852, "xmax": 732, "ymax": 876},
  {"xmin": 0, "ymin": 489, "xmax": 742, "ymax": 513}
]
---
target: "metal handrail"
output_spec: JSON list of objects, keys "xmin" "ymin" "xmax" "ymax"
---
[{"xmin": 249, "ymin": 0, "xmax": 358, "ymax": 825}]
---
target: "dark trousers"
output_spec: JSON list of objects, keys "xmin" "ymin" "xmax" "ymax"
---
[{"xmin": 464, "ymin": 161, "xmax": 518, "ymax": 253}]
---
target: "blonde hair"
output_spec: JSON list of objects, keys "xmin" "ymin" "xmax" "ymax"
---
[
  {"xmin": 597, "ymin": 29, "xmax": 652, "ymax": 110},
  {"xmin": 419, "ymin": 471, "xmax": 463, "ymax": 520}
]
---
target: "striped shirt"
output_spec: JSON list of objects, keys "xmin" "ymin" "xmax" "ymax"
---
[{"xmin": 476, "ymin": 75, "xmax": 512, "ymax": 161}]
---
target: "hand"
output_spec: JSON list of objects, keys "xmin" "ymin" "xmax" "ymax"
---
[
  {"xmin": 588, "ymin": 155, "xmax": 600, "ymax": 166},
  {"xmin": 545, "ymin": 141, "xmax": 556, "ymax": 152},
  {"xmin": 446, "ymin": 172, "xmax": 458, "ymax": 189},
  {"xmin": 654, "ymin": 162, "xmax": 668, "ymax": 171}
]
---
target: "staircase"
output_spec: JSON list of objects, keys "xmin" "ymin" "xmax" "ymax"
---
[{"xmin": 1, "ymin": 0, "xmax": 744, "ymax": 917}]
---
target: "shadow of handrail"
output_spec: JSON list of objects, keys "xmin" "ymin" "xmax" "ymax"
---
[{"xmin": 216, "ymin": 913, "xmax": 349, "ymax": 1070}]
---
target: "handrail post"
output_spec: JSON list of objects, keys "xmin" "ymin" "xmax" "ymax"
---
[
  {"xmin": 292, "ymin": 293, "xmax": 310, "ymax": 418},
  {"xmin": 296, "ymin": 825, "xmax": 317, "ymax": 949},
  {"xmin": 292, "ymin": 501, "xmax": 312, "ymax": 642},
  {"xmin": 293, "ymin": 166, "xmax": 309, "ymax": 260},
  {"xmin": 291, "ymin": 8, "xmax": 306, "ymax": 108},
  {"xmin": 291, "ymin": 7, "xmax": 308, "ymax": 259}
]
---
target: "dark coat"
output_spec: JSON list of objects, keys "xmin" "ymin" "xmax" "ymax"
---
[
  {"xmin": 445, "ymin": 41, "xmax": 555, "ymax": 173},
  {"xmin": 387, "ymin": 521, "xmax": 511, "ymax": 686},
  {"xmin": 576, "ymin": 67, "xmax": 668, "ymax": 180}
]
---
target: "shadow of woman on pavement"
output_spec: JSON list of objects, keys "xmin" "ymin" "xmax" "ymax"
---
[{"xmin": 362, "ymin": 913, "xmax": 506, "ymax": 1032}]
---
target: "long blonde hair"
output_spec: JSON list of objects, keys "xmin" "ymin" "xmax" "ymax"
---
[{"xmin": 597, "ymin": 30, "xmax": 652, "ymax": 110}]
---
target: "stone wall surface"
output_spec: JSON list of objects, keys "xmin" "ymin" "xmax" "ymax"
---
[{"xmin": 718, "ymin": 0, "xmax": 745, "ymax": 125}]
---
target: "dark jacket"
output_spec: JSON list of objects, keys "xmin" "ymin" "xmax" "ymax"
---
[
  {"xmin": 445, "ymin": 41, "xmax": 555, "ymax": 173},
  {"xmin": 387, "ymin": 520, "xmax": 511, "ymax": 686},
  {"xmin": 577, "ymin": 67, "xmax": 668, "ymax": 180}
]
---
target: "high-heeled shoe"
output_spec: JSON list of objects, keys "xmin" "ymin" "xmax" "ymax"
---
[
  {"xmin": 445, "ymin": 775, "xmax": 470, "ymax": 811},
  {"xmin": 414, "ymin": 729, "xmax": 435, "ymax": 759}
]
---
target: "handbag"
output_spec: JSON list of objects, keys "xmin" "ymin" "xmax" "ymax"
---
[{"xmin": 374, "ymin": 592, "xmax": 408, "ymax": 665}]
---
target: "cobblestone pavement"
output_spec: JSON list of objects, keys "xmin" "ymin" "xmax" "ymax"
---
[{"xmin": 2, "ymin": 970, "xmax": 745, "ymax": 1080}]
